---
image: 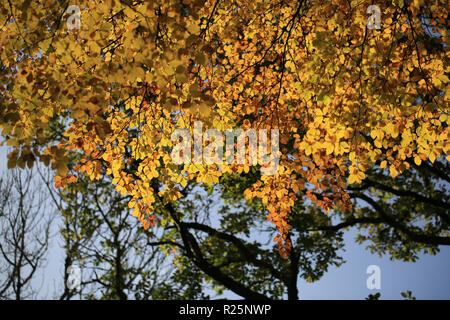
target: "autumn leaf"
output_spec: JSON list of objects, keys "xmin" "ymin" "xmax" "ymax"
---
[{"xmin": 0, "ymin": 0, "xmax": 448, "ymax": 258}]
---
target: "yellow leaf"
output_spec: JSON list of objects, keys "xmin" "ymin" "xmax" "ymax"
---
[
  {"xmin": 348, "ymin": 174, "xmax": 358, "ymax": 184},
  {"xmin": 195, "ymin": 52, "xmax": 206, "ymax": 66},
  {"xmin": 414, "ymin": 156, "xmax": 422, "ymax": 166},
  {"xmin": 429, "ymin": 152, "xmax": 436, "ymax": 163},
  {"xmin": 325, "ymin": 143, "xmax": 334, "ymax": 155},
  {"xmin": 389, "ymin": 166, "xmax": 398, "ymax": 178}
]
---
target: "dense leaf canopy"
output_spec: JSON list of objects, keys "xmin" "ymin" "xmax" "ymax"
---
[{"xmin": 0, "ymin": 0, "xmax": 448, "ymax": 257}]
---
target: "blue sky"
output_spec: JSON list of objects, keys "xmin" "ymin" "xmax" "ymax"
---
[
  {"xmin": 0, "ymin": 146, "xmax": 449, "ymax": 299},
  {"xmin": 297, "ymin": 230, "xmax": 450, "ymax": 299}
]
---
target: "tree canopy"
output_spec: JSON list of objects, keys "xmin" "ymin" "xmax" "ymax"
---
[{"xmin": 0, "ymin": 0, "xmax": 448, "ymax": 257}]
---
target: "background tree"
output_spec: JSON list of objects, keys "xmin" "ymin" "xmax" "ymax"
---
[
  {"xmin": 316, "ymin": 159, "xmax": 449, "ymax": 262},
  {"xmin": 41, "ymin": 168, "xmax": 183, "ymax": 300},
  {"xmin": 0, "ymin": 168, "xmax": 54, "ymax": 300},
  {"xmin": 147, "ymin": 174, "xmax": 345, "ymax": 300},
  {"xmin": 0, "ymin": 148, "xmax": 447, "ymax": 299}
]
